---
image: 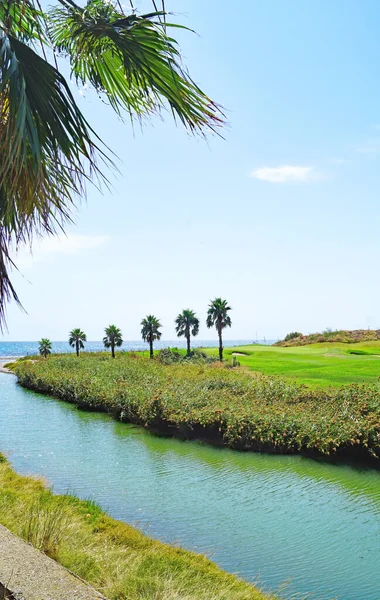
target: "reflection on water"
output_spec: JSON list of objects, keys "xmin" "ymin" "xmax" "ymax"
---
[{"xmin": 1, "ymin": 373, "xmax": 380, "ymax": 599}]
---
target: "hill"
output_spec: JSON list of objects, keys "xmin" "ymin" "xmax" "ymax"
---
[{"xmin": 275, "ymin": 329, "xmax": 380, "ymax": 347}]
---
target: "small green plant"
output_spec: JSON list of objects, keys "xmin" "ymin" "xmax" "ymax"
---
[{"xmin": 20, "ymin": 494, "xmax": 70, "ymax": 558}]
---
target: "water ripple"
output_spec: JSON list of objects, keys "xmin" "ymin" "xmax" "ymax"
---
[{"xmin": 1, "ymin": 373, "xmax": 380, "ymax": 600}]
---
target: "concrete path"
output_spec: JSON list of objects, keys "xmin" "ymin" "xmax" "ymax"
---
[{"xmin": 0, "ymin": 524, "xmax": 106, "ymax": 600}]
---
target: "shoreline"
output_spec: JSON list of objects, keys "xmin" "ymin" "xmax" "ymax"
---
[
  {"xmin": 0, "ymin": 361, "xmax": 15, "ymax": 374},
  {"xmin": 10, "ymin": 354, "xmax": 380, "ymax": 468},
  {"xmin": 0, "ymin": 453, "xmax": 272, "ymax": 600}
]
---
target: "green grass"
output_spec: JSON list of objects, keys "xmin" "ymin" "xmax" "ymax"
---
[
  {"xmin": 13, "ymin": 353, "xmax": 380, "ymax": 460},
  {"xmin": 203, "ymin": 342, "xmax": 380, "ymax": 388},
  {"xmin": 0, "ymin": 453, "xmax": 272, "ymax": 600}
]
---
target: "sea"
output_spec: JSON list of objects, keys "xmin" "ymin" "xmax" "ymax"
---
[{"xmin": 0, "ymin": 340, "xmax": 275, "ymax": 360}]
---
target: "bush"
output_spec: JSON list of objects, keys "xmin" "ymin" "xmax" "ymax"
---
[
  {"xmin": 157, "ymin": 348, "xmax": 183, "ymax": 365},
  {"xmin": 283, "ymin": 332, "xmax": 302, "ymax": 342},
  {"xmin": 13, "ymin": 353, "xmax": 380, "ymax": 460}
]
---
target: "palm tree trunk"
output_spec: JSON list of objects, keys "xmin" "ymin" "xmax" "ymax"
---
[
  {"xmin": 111, "ymin": 343, "xmax": 115, "ymax": 358},
  {"xmin": 149, "ymin": 339, "xmax": 153, "ymax": 359},
  {"xmin": 218, "ymin": 327, "xmax": 223, "ymax": 361},
  {"xmin": 76, "ymin": 340, "xmax": 79, "ymax": 357},
  {"xmin": 186, "ymin": 333, "xmax": 191, "ymax": 357}
]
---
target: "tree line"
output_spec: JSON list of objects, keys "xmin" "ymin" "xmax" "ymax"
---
[{"xmin": 38, "ymin": 298, "xmax": 232, "ymax": 361}]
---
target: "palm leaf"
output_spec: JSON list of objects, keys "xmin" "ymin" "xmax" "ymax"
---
[
  {"xmin": 0, "ymin": 0, "xmax": 224, "ymax": 329},
  {"xmin": 48, "ymin": 2, "xmax": 224, "ymax": 132}
]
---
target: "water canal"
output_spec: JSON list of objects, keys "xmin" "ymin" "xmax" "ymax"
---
[{"xmin": 1, "ymin": 372, "xmax": 379, "ymax": 599}]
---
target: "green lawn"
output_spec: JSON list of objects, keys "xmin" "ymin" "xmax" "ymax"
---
[{"xmin": 204, "ymin": 342, "xmax": 380, "ymax": 388}]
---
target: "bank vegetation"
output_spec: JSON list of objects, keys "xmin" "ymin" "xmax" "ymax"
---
[
  {"xmin": 0, "ymin": 453, "xmax": 271, "ymax": 600},
  {"xmin": 12, "ymin": 353, "xmax": 380, "ymax": 462}
]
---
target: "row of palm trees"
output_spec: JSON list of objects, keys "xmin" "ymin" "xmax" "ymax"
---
[{"xmin": 38, "ymin": 298, "xmax": 232, "ymax": 361}]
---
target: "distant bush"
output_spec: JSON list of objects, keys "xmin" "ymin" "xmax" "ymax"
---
[
  {"xmin": 157, "ymin": 348, "xmax": 183, "ymax": 365},
  {"xmin": 284, "ymin": 332, "xmax": 302, "ymax": 342},
  {"xmin": 276, "ymin": 329, "xmax": 380, "ymax": 347},
  {"xmin": 189, "ymin": 349, "xmax": 219, "ymax": 363},
  {"xmin": 158, "ymin": 347, "xmax": 219, "ymax": 365}
]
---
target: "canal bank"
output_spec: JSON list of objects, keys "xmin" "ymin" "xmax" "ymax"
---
[
  {"xmin": 1, "ymin": 372, "xmax": 380, "ymax": 599},
  {"xmin": 0, "ymin": 450, "xmax": 269, "ymax": 600}
]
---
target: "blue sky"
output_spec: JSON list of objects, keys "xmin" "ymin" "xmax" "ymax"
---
[{"xmin": 4, "ymin": 0, "xmax": 380, "ymax": 341}]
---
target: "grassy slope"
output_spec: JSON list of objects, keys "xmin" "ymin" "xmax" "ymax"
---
[
  {"xmin": 0, "ymin": 454, "xmax": 271, "ymax": 600},
  {"xmin": 203, "ymin": 342, "xmax": 380, "ymax": 388}
]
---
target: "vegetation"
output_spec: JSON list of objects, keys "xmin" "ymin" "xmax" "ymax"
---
[
  {"xmin": 204, "ymin": 342, "xmax": 380, "ymax": 388},
  {"xmin": 12, "ymin": 352, "xmax": 380, "ymax": 461},
  {"xmin": 283, "ymin": 332, "xmax": 303, "ymax": 342},
  {"xmin": 38, "ymin": 339, "xmax": 52, "ymax": 358},
  {"xmin": 141, "ymin": 315, "xmax": 162, "ymax": 359},
  {"xmin": 206, "ymin": 298, "xmax": 232, "ymax": 361},
  {"xmin": 156, "ymin": 347, "xmax": 218, "ymax": 365},
  {"xmin": 0, "ymin": 453, "xmax": 271, "ymax": 600},
  {"xmin": 103, "ymin": 325, "xmax": 123, "ymax": 358},
  {"xmin": 0, "ymin": 0, "xmax": 223, "ymax": 329},
  {"xmin": 68, "ymin": 328, "xmax": 87, "ymax": 357},
  {"xmin": 276, "ymin": 329, "xmax": 380, "ymax": 346},
  {"xmin": 175, "ymin": 309, "xmax": 200, "ymax": 356}
]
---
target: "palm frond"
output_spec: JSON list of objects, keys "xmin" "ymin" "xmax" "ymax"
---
[
  {"xmin": 0, "ymin": 0, "xmax": 224, "ymax": 329},
  {"xmin": 0, "ymin": 29, "xmax": 110, "ymax": 328},
  {"xmin": 0, "ymin": 228, "xmax": 23, "ymax": 331},
  {"xmin": 48, "ymin": 1, "xmax": 224, "ymax": 133}
]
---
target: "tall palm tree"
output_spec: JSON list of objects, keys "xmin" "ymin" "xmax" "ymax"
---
[
  {"xmin": 141, "ymin": 315, "xmax": 162, "ymax": 359},
  {"xmin": 206, "ymin": 298, "xmax": 232, "ymax": 361},
  {"xmin": 175, "ymin": 309, "xmax": 200, "ymax": 357},
  {"xmin": 69, "ymin": 328, "xmax": 87, "ymax": 357},
  {"xmin": 103, "ymin": 325, "xmax": 123, "ymax": 358},
  {"xmin": 0, "ymin": 1, "xmax": 224, "ymax": 330},
  {"xmin": 38, "ymin": 338, "xmax": 52, "ymax": 358}
]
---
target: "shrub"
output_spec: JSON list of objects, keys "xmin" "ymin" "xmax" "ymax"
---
[
  {"xmin": 157, "ymin": 348, "xmax": 183, "ymax": 364},
  {"xmin": 13, "ymin": 353, "xmax": 380, "ymax": 460},
  {"xmin": 284, "ymin": 332, "xmax": 302, "ymax": 342}
]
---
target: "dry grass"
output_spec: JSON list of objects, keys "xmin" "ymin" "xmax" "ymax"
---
[{"xmin": 0, "ymin": 454, "xmax": 273, "ymax": 600}]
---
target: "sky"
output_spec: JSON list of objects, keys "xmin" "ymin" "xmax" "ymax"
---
[{"xmin": 3, "ymin": 0, "xmax": 380, "ymax": 341}]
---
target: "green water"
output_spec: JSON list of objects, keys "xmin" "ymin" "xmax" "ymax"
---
[{"xmin": 1, "ymin": 373, "xmax": 380, "ymax": 599}]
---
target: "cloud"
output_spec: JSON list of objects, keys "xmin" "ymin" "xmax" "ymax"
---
[
  {"xmin": 329, "ymin": 158, "xmax": 346, "ymax": 165},
  {"xmin": 15, "ymin": 234, "xmax": 109, "ymax": 267},
  {"xmin": 250, "ymin": 165, "xmax": 315, "ymax": 183},
  {"xmin": 355, "ymin": 139, "xmax": 380, "ymax": 154}
]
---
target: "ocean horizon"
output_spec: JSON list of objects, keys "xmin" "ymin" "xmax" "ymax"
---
[{"xmin": 0, "ymin": 339, "xmax": 276, "ymax": 359}]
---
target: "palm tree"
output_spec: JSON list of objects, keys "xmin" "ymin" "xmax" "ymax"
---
[
  {"xmin": 175, "ymin": 309, "xmax": 200, "ymax": 357},
  {"xmin": 103, "ymin": 325, "xmax": 123, "ymax": 358},
  {"xmin": 69, "ymin": 328, "xmax": 87, "ymax": 357},
  {"xmin": 206, "ymin": 298, "xmax": 232, "ymax": 361},
  {"xmin": 0, "ymin": 1, "xmax": 223, "ymax": 330},
  {"xmin": 141, "ymin": 315, "xmax": 162, "ymax": 359},
  {"xmin": 38, "ymin": 338, "xmax": 52, "ymax": 358}
]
